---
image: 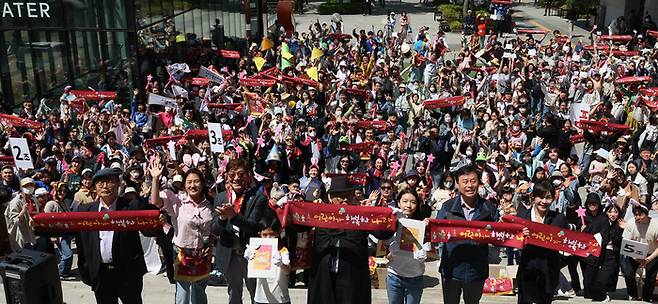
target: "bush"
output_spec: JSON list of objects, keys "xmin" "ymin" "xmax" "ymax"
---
[
  {"xmin": 449, "ymin": 20, "xmax": 463, "ymax": 31},
  {"xmin": 317, "ymin": 0, "xmax": 363, "ymax": 15}
]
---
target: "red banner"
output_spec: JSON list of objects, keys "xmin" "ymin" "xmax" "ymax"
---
[
  {"xmin": 69, "ymin": 90, "xmax": 117, "ymax": 100},
  {"xmin": 0, "ymin": 114, "xmax": 44, "ymax": 129},
  {"xmin": 279, "ymin": 201, "xmax": 397, "ymax": 231},
  {"xmin": 220, "ymin": 49, "xmax": 240, "ymax": 58},
  {"xmin": 502, "ymin": 215, "xmax": 601, "ymax": 258},
  {"xmin": 33, "ymin": 210, "xmax": 162, "ymax": 232},
  {"xmin": 191, "ymin": 77, "xmax": 210, "ymax": 86},
  {"xmin": 598, "ymin": 35, "xmax": 633, "ymax": 42},
  {"xmin": 607, "ymin": 50, "xmax": 639, "ymax": 57},
  {"xmin": 342, "ymin": 142, "xmax": 376, "ymax": 153},
  {"xmin": 423, "ymin": 96, "xmax": 465, "ymax": 109},
  {"xmin": 492, "ymin": 0, "xmax": 512, "ymax": 4},
  {"xmin": 206, "ymin": 103, "xmax": 243, "ymax": 111},
  {"xmin": 570, "ymin": 133, "xmax": 585, "ymax": 144},
  {"xmin": 239, "ymin": 78, "xmax": 276, "ymax": 87},
  {"xmin": 516, "ymin": 28, "xmax": 548, "ymax": 35},
  {"xmin": 648, "ymin": 30, "xmax": 658, "ymax": 38},
  {"xmin": 69, "ymin": 98, "xmax": 89, "ymax": 114},
  {"xmin": 615, "ymin": 76, "xmax": 652, "ymax": 85},
  {"xmin": 583, "ymin": 44, "xmax": 610, "ymax": 51},
  {"xmin": 282, "ymin": 75, "xmax": 319, "ymax": 87},
  {"xmin": 144, "ymin": 135, "xmax": 185, "ymax": 148},
  {"xmin": 327, "ymin": 33, "xmax": 353, "ymax": 40},
  {"xmin": 577, "ymin": 120, "xmax": 631, "ymax": 133},
  {"xmin": 356, "ymin": 120, "xmax": 387, "ymax": 131},
  {"xmin": 463, "ymin": 66, "xmax": 497, "ymax": 73},
  {"xmin": 0, "ymin": 156, "xmax": 14, "ymax": 167},
  {"xmin": 641, "ymin": 87, "xmax": 658, "ymax": 97},
  {"xmin": 428, "ymin": 219, "xmax": 525, "ymax": 248}
]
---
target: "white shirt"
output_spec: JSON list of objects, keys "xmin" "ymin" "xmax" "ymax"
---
[
  {"xmin": 461, "ymin": 196, "xmax": 476, "ymax": 221},
  {"xmin": 98, "ymin": 200, "xmax": 117, "ymax": 263}
]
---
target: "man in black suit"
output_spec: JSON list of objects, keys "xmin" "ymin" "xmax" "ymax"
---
[
  {"xmin": 213, "ymin": 159, "xmax": 271, "ymax": 304},
  {"xmin": 75, "ymin": 168, "xmax": 158, "ymax": 304}
]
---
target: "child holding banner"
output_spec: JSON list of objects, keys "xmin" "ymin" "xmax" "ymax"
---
[{"xmin": 386, "ymin": 189, "xmax": 430, "ymax": 304}]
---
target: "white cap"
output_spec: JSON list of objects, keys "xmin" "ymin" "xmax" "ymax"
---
[
  {"xmin": 124, "ymin": 187, "xmax": 137, "ymax": 194},
  {"xmin": 34, "ymin": 188, "xmax": 49, "ymax": 196}
]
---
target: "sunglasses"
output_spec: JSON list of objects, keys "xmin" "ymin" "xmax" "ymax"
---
[{"xmin": 380, "ymin": 186, "xmax": 392, "ymax": 190}]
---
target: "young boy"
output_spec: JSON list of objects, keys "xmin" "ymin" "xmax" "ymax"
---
[{"xmin": 245, "ymin": 219, "xmax": 291, "ymax": 304}]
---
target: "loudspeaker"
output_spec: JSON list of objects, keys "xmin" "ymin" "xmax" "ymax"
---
[{"xmin": 0, "ymin": 249, "xmax": 63, "ymax": 304}]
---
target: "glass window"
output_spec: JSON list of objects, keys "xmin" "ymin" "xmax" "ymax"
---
[
  {"xmin": 103, "ymin": 0, "xmax": 129, "ymax": 29},
  {"xmin": 4, "ymin": 30, "xmax": 36, "ymax": 101},
  {"xmin": 31, "ymin": 31, "xmax": 68, "ymax": 95},
  {"xmin": 150, "ymin": 0, "xmax": 164, "ymax": 25},
  {"xmin": 135, "ymin": 0, "xmax": 152, "ymax": 28},
  {"xmin": 65, "ymin": 0, "xmax": 99, "ymax": 28}
]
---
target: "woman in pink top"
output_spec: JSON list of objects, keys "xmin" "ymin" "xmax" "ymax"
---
[{"xmin": 150, "ymin": 157, "xmax": 214, "ymax": 304}]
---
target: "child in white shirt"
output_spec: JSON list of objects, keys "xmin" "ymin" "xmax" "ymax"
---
[{"xmin": 245, "ymin": 219, "xmax": 291, "ymax": 304}]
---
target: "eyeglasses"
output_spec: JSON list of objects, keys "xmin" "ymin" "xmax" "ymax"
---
[
  {"xmin": 380, "ymin": 186, "xmax": 392, "ymax": 190},
  {"xmin": 227, "ymin": 171, "xmax": 247, "ymax": 180}
]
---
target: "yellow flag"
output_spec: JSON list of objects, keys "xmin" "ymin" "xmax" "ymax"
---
[
  {"xmin": 311, "ymin": 48, "xmax": 324, "ymax": 61},
  {"xmin": 253, "ymin": 57, "xmax": 266, "ymax": 72},
  {"xmin": 281, "ymin": 57, "xmax": 292, "ymax": 70},
  {"xmin": 281, "ymin": 42, "xmax": 293, "ymax": 60},
  {"xmin": 306, "ymin": 66, "xmax": 318, "ymax": 81},
  {"xmin": 261, "ymin": 38, "xmax": 274, "ymax": 51}
]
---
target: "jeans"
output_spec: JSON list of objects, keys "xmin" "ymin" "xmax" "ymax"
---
[
  {"xmin": 621, "ymin": 256, "xmax": 658, "ymax": 301},
  {"xmin": 175, "ymin": 278, "xmax": 209, "ymax": 304},
  {"xmin": 57, "ymin": 235, "xmax": 73, "ymax": 276},
  {"xmin": 387, "ymin": 273, "xmax": 423, "ymax": 304}
]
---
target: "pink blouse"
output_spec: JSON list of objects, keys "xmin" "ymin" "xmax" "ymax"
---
[{"xmin": 158, "ymin": 189, "xmax": 214, "ymax": 249}]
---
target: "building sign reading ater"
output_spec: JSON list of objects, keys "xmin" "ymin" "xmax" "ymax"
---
[{"xmin": 2, "ymin": 2, "xmax": 51, "ymax": 18}]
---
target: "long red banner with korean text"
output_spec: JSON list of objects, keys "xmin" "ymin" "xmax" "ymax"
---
[
  {"xmin": 69, "ymin": 90, "xmax": 117, "ymax": 100},
  {"xmin": 0, "ymin": 114, "xmax": 44, "ymax": 129},
  {"xmin": 279, "ymin": 201, "xmax": 397, "ymax": 231},
  {"xmin": 502, "ymin": 215, "xmax": 601, "ymax": 257},
  {"xmin": 428, "ymin": 219, "xmax": 525, "ymax": 248},
  {"xmin": 32, "ymin": 210, "xmax": 162, "ymax": 232}
]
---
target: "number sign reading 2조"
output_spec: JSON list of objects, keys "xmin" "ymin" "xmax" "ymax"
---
[
  {"xmin": 9, "ymin": 137, "xmax": 33, "ymax": 169},
  {"xmin": 621, "ymin": 238, "xmax": 649, "ymax": 259},
  {"xmin": 207, "ymin": 123, "xmax": 225, "ymax": 153}
]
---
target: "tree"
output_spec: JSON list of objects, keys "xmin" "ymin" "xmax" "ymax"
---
[{"xmin": 463, "ymin": 0, "xmax": 469, "ymax": 17}]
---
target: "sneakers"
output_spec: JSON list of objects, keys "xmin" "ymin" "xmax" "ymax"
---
[
  {"xmin": 556, "ymin": 289, "xmax": 576, "ymax": 298},
  {"xmin": 593, "ymin": 295, "xmax": 611, "ymax": 303}
]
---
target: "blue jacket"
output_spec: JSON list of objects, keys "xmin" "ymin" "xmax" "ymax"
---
[{"xmin": 436, "ymin": 195, "xmax": 499, "ymax": 282}]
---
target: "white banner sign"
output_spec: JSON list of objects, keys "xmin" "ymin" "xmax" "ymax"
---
[
  {"xmin": 207, "ymin": 123, "xmax": 225, "ymax": 153},
  {"xmin": 621, "ymin": 238, "xmax": 648, "ymax": 259},
  {"xmin": 9, "ymin": 137, "xmax": 33, "ymax": 169},
  {"xmin": 199, "ymin": 66, "xmax": 224, "ymax": 84},
  {"xmin": 569, "ymin": 102, "xmax": 590, "ymax": 126},
  {"xmin": 148, "ymin": 93, "xmax": 177, "ymax": 108}
]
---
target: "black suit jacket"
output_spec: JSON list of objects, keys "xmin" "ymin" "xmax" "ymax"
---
[
  {"xmin": 212, "ymin": 186, "xmax": 271, "ymax": 273},
  {"xmin": 75, "ymin": 196, "xmax": 155, "ymax": 288}
]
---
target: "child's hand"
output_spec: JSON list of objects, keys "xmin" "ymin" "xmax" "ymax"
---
[
  {"xmin": 272, "ymin": 250, "xmax": 283, "ymax": 266},
  {"xmin": 244, "ymin": 244, "xmax": 259, "ymax": 260}
]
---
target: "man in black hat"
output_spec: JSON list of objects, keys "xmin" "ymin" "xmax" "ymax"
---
[
  {"xmin": 307, "ymin": 176, "xmax": 394, "ymax": 304},
  {"xmin": 75, "ymin": 168, "xmax": 159, "ymax": 304}
]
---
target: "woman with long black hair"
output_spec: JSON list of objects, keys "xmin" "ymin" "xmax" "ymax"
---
[
  {"xmin": 386, "ymin": 189, "xmax": 430, "ymax": 304},
  {"xmin": 517, "ymin": 181, "xmax": 567, "ymax": 304},
  {"xmin": 594, "ymin": 202, "xmax": 623, "ymax": 301},
  {"xmin": 150, "ymin": 159, "xmax": 215, "ymax": 304}
]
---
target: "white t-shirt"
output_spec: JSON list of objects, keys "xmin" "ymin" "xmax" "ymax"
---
[
  {"xmin": 254, "ymin": 248, "xmax": 291, "ymax": 304},
  {"xmin": 623, "ymin": 218, "xmax": 658, "ymax": 255}
]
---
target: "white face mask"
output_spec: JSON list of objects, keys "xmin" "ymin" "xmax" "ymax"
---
[
  {"xmin": 466, "ymin": 150, "xmax": 473, "ymax": 156},
  {"xmin": 513, "ymin": 126, "xmax": 520, "ymax": 131},
  {"xmin": 444, "ymin": 180, "xmax": 454, "ymax": 188},
  {"xmin": 22, "ymin": 187, "xmax": 35, "ymax": 195},
  {"xmin": 309, "ymin": 131, "xmax": 316, "ymax": 138}
]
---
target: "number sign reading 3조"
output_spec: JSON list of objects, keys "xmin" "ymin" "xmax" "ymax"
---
[
  {"xmin": 9, "ymin": 137, "xmax": 33, "ymax": 169},
  {"xmin": 207, "ymin": 123, "xmax": 225, "ymax": 153},
  {"xmin": 621, "ymin": 238, "xmax": 649, "ymax": 259}
]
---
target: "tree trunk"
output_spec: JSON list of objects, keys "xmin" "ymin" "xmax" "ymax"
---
[{"xmin": 463, "ymin": 0, "xmax": 470, "ymax": 17}]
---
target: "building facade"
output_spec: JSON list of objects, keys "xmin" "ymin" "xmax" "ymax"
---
[
  {"xmin": 0, "ymin": 0, "xmax": 266, "ymax": 111},
  {"xmin": 598, "ymin": 0, "xmax": 658, "ymax": 31}
]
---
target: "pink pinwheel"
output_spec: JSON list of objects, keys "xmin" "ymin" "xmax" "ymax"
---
[
  {"xmin": 576, "ymin": 206, "xmax": 587, "ymax": 226},
  {"xmin": 235, "ymin": 145, "xmax": 243, "ymax": 158},
  {"xmin": 427, "ymin": 154, "xmax": 435, "ymax": 168},
  {"xmin": 255, "ymin": 136, "xmax": 265, "ymax": 154}
]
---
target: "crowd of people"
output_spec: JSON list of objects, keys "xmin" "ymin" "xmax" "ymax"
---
[{"xmin": 2, "ymin": 1, "xmax": 658, "ymax": 304}]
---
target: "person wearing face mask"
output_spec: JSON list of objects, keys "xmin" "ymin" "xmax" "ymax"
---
[
  {"xmin": 517, "ymin": 181, "xmax": 567, "ymax": 304},
  {"xmin": 4, "ymin": 178, "xmax": 38, "ymax": 252}
]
